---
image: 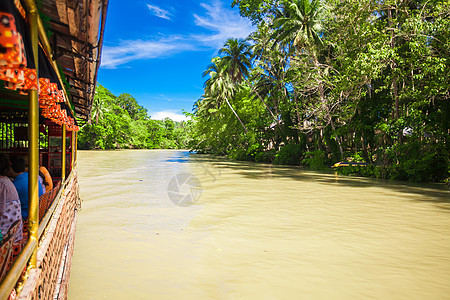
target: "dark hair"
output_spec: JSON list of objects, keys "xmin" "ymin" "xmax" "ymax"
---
[
  {"xmin": 10, "ymin": 156, "xmax": 26, "ymax": 173},
  {"xmin": 0, "ymin": 153, "xmax": 10, "ymax": 175}
]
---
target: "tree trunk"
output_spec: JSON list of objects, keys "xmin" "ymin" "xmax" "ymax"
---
[
  {"xmin": 388, "ymin": 8, "xmax": 402, "ymax": 143},
  {"xmin": 225, "ymin": 96, "xmax": 248, "ymax": 133},
  {"xmin": 253, "ymin": 88, "xmax": 277, "ymax": 121},
  {"xmin": 311, "ymin": 51, "xmax": 344, "ymax": 159},
  {"xmin": 252, "ymin": 87, "xmax": 286, "ymax": 138},
  {"xmin": 361, "ymin": 134, "xmax": 370, "ymax": 162},
  {"xmin": 329, "ymin": 117, "xmax": 344, "ymax": 159}
]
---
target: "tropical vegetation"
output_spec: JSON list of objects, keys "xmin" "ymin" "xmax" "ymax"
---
[
  {"xmin": 78, "ymin": 85, "xmax": 190, "ymax": 150},
  {"xmin": 189, "ymin": 0, "xmax": 449, "ymax": 183}
]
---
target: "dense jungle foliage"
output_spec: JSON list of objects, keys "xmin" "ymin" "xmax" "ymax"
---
[
  {"xmin": 189, "ymin": 0, "xmax": 449, "ymax": 183},
  {"xmin": 78, "ymin": 85, "xmax": 190, "ymax": 150}
]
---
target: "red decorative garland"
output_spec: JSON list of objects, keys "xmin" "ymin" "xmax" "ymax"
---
[{"xmin": 0, "ymin": 11, "xmax": 79, "ymax": 131}]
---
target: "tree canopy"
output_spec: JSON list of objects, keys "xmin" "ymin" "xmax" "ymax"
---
[
  {"xmin": 190, "ymin": 0, "xmax": 449, "ymax": 183},
  {"xmin": 78, "ymin": 85, "xmax": 191, "ymax": 150}
]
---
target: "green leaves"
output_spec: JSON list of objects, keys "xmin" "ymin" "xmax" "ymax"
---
[
  {"xmin": 78, "ymin": 85, "xmax": 190, "ymax": 150},
  {"xmin": 193, "ymin": 0, "xmax": 449, "ymax": 182}
]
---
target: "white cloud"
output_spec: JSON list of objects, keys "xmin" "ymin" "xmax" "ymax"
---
[
  {"xmin": 147, "ymin": 4, "xmax": 172, "ymax": 20},
  {"xmin": 101, "ymin": 37, "xmax": 194, "ymax": 69},
  {"xmin": 151, "ymin": 111, "xmax": 190, "ymax": 122},
  {"xmin": 192, "ymin": 2, "xmax": 254, "ymax": 47},
  {"xmin": 101, "ymin": 1, "xmax": 254, "ymax": 68}
]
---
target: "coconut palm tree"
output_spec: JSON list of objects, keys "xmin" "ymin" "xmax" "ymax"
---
[
  {"xmin": 90, "ymin": 96, "xmax": 104, "ymax": 124},
  {"xmin": 272, "ymin": 0, "xmax": 345, "ymax": 158},
  {"xmin": 218, "ymin": 38, "xmax": 252, "ymax": 83},
  {"xmin": 247, "ymin": 24, "xmax": 295, "ymax": 140},
  {"xmin": 271, "ymin": 0, "xmax": 324, "ymax": 53},
  {"xmin": 202, "ymin": 57, "xmax": 248, "ymax": 133}
]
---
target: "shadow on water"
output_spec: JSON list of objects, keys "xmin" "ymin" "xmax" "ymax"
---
[
  {"xmin": 163, "ymin": 150, "xmax": 191, "ymax": 163},
  {"xmin": 188, "ymin": 153, "xmax": 450, "ymax": 211}
]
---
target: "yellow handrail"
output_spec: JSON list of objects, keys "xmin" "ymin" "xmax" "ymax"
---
[
  {"xmin": 71, "ymin": 131, "xmax": 75, "ymax": 169},
  {"xmin": 75, "ymin": 131, "xmax": 78, "ymax": 162},
  {"xmin": 0, "ymin": 239, "xmax": 37, "ymax": 300},
  {"xmin": 0, "ymin": 2, "xmax": 41, "ymax": 298},
  {"xmin": 25, "ymin": 0, "xmax": 40, "ymax": 271},
  {"xmin": 62, "ymin": 125, "xmax": 66, "ymax": 181}
]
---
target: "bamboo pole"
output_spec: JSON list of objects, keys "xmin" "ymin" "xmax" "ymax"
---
[
  {"xmin": 27, "ymin": 3, "xmax": 40, "ymax": 269},
  {"xmin": 75, "ymin": 131, "xmax": 78, "ymax": 163},
  {"xmin": 71, "ymin": 130, "xmax": 75, "ymax": 169},
  {"xmin": 62, "ymin": 125, "xmax": 66, "ymax": 181}
]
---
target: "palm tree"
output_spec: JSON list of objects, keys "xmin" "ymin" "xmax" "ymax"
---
[
  {"xmin": 90, "ymin": 96, "xmax": 104, "ymax": 124},
  {"xmin": 202, "ymin": 57, "xmax": 248, "ymax": 133},
  {"xmin": 271, "ymin": 0, "xmax": 324, "ymax": 53},
  {"xmin": 218, "ymin": 38, "xmax": 252, "ymax": 83},
  {"xmin": 272, "ymin": 0, "xmax": 345, "ymax": 158},
  {"xmin": 219, "ymin": 34, "xmax": 286, "ymax": 136},
  {"xmin": 248, "ymin": 25, "xmax": 295, "ymax": 141}
]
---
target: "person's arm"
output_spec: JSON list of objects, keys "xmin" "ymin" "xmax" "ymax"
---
[{"xmin": 38, "ymin": 178, "xmax": 44, "ymax": 197}]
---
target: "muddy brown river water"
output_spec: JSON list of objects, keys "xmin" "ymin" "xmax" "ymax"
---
[{"xmin": 68, "ymin": 150, "xmax": 450, "ymax": 299}]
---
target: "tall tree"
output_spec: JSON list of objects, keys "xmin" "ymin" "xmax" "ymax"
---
[
  {"xmin": 202, "ymin": 57, "xmax": 248, "ymax": 133},
  {"xmin": 218, "ymin": 38, "xmax": 252, "ymax": 83},
  {"xmin": 271, "ymin": 0, "xmax": 324, "ymax": 51},
  {"xmin": 232, "ymin": 0, "xmax": 284, "ymax": 24},
  {"xmin": 117, "ymin": 93, "xmax": 148, "ymax": 120},
  {"xmin": 272, "ymin": 0, "xmax": 345, "ymax": 158},
  {"xmin": 90, "ymin": 94, "xmax": 105, "ymax": 124}
]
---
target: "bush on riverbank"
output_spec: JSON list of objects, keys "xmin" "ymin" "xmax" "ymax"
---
[
  {"xmin": 273, "ymin": 144, "xmax": 305, "ymax": 166},
  {"xmin": 196, "ymin": 141, "xmax": 449, "ymax": 183},
  {"xmin": 301, "ymin": 151, "xmax": 329, "ymax": 170},
  {"xmin": 382, "ymin": 142, "xmax": 448, "ymax": 182}
]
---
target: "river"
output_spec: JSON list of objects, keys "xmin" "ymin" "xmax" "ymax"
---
[{"xmin": 68, "ymin": 150, "xmax": 450, "ymax": 299}]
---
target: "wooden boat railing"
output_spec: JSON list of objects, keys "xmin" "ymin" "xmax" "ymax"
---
[
  {"xmin": 0, "ymin": 166, "xmax": 78, "ymax": 299},
  {"xmin": 38, "ymin": 168, "xmax": 76, "ymax": 239}
]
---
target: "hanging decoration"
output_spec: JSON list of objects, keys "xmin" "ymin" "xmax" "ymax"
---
[
  {"xmin": 0, "ymin": 1, "xmax": 79, "ymax": 131},
  {"xmin": 0, "ymin": 11, "xmax": 34, "ymax": 92}
]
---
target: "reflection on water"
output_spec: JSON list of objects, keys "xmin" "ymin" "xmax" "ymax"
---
[{"xmin": 68, "ymin": 150, "xmax": 450, "ymax": 299}]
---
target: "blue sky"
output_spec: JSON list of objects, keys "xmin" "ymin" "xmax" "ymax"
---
[{"xmin": 98, "ymin": 0, "xmax": 254, "ymax": 121}]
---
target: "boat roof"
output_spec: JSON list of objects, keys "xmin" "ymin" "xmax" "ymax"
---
[{"xmin": 39, "ymin": 0, "xmax": 108, "ymax": 121}]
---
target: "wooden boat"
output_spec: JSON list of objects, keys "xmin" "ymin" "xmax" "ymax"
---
[
  {"xmin": 332, "ymin": 162, "xmax": 369, "ymax": 168},
  {"xmin": 0, "ymin": 0, "xmax": 107, "ymax": 298}
]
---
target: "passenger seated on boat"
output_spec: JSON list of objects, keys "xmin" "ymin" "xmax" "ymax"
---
[
  {"xmin": 38, "ymin": 171, "xmax": 45, "ymax": 193},
  {"xmin": 0, "ymin": 154, "xmax": 23, "ymax": 242},
  {"xmin": 39, "ymin": 166, "xmax": 53, "ymax": 191},
  {"xmin": 0, "ymin": 221, "xmax": 19, "ymax": 282},
  {"xmin": 8, "ymin": 156, "xmax": 43, "ymax": 220}
]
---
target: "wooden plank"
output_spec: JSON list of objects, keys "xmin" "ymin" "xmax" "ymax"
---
[
  {"xmin": 49, "ymin": 22, "xmax": 71, "ymax": 36},
  {"xmin": 54, "ymin": 0, "xmax": 69, "ymax": 24}
]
